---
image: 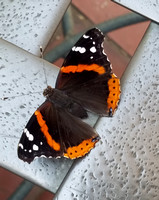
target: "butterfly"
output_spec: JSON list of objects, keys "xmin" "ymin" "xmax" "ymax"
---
[{"xmin": 18, "ymin": 28, "xmax": 121, "ymax": 163}]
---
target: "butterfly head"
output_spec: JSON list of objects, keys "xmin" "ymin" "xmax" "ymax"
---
[{"xmin": 43, "ymin": 86, "xmax": 54, "ymax": 98}]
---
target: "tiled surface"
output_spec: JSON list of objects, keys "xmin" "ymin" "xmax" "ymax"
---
[
  {"xmin": 0, "ymin": 168, "xmax": 22, "ymax": 200},
  {"xmin": 0, "ymin": 0, "xmax": 71, "ymax": 56},
  {"xmin": 54, "ymin": 21, "xmax": 159, "ymax": 200},
  {"xmin": 73, "ymin": 0, "xmax": 150, "ymax": 56},
  {"xmin": 1, "ymin": 0, "xmax": 150, "ymax": 199},
  {"xmin": 0, "ymin": 37, "xmax": 74, "ymax": 194},
  {"xmin": 0, "ymin": 167, "xmax": 54, "ymax": 200},
  {"xmin": 113, "ymin": 0, "xmax": 159, "ymax": 23}
]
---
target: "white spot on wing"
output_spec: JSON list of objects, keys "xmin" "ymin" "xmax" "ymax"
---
[
  {"xmin": 40, "ymin": 142, "xmax": 43, "ymax": 145},
  {"xmin": 79, "ymin": 47, "xmax": 86, "ymax": 53},
  {"xmin": 101, "ymin": 41, "xmax": 104, "ymax": 48},
  {"xmin": 27, "ymin": 132, "xmax": 34, "ymax": 141},
  {"xmin": 49, "ymin": 156, "xmax": 53, "ymax": 158},
  {"xmin": 73, "ymin": 46, "xmax": 86, "ymax": 54},
  {"xmin": 23, "ymin": 128, "xmax": 27, "ymax": 133},
  {"xmin": 102, "ymin": 49, "xmax": 106, "ymax": 56},
  {"xmin": 40, "ymin": 155, "xmax": 47, "ymax": 158},
  {"xmin": 33, "ymin": 144, "xmax": 39, "ymax": 151},
  {"xmin": 75, "ymin": 47, "xmax": 81, "ymax": 52},
  {"xmin": 101, "ymin": 41, "xmax": 111, "ymax": 64},
  {"xmin": 101, "ymin": 42, "xmax": 107, "ymax": 56},
  {"xmin": 34, "ymin": 156, "xmax": 39, "ymax": 160},
  {"xmin": 72, "ymin": 46, "xmax": 76, "ymax": 51},
  {"xmin": 90, "ymin": 46, "xmax": 96, "ymax": 53},
  {"xmin": 83, "ymin": 34, "xmax": 89, "ymax": 39},
  {"xmin": 18, "ymin": 143, "xmax": 24, "ymax": 149},
  {"xmin": 101, "ymin": 42, "xmax": 109, "ymax": 58},
  {"xmin": 90, "ymin": 56, "xmax": 93, "ymax": 59},
  {"xmin": 24, "ymin": 128, "xmax": 34, "ymax": 141}
]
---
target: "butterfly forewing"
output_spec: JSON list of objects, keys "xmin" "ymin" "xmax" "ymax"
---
[
  {"xmin": 56, "ymin": 28, "xmax": 120, "ymax": 116},
  {"xmin": 55, "ymin": 28, "xmax": 112, "ymax": 90},
  {"xmin": 18, "ymin": 101, "xmax": 63, "ymax": 163}
]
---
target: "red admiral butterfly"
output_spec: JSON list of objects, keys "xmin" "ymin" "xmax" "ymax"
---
[{"xmin": 18, "ymin": 28, "xmax": 121, "ymax": 163}]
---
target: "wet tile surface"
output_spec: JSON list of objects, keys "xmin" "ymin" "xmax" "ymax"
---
[{"xmin": 1, "ymin": 0, "xmax": 149, "ymax": 199}]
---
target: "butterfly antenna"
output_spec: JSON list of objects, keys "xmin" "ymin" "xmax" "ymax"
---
[{"xmin": 40, "ymin": 46, "xmax": 48, "ymax": 86}]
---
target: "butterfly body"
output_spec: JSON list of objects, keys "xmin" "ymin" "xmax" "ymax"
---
[
  {"xmin": 43, "ymin": 86, "xmax": 88, "ymax": 119},
  {"xmin": 18, "ymin": 28, "xmax": 121, "ymax": 163}
]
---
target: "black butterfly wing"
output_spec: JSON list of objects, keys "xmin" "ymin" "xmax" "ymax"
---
[
  {"xmin": 55, "ymin": 28, "xmax": 120, "ymax": 116},
  {"xmin": 18, "ymin": 101, "xmax": 99, "ymax": 163},
  {"xmin": 56, "ymin": 28, "xmax": 111, "ymax": 90},
  {"xmin": 56, "ymin": 107, "xmax": 99, "ymax": 159},
  {"xmin": 64, "ymin": 73, "xmax": 120, "ymax": 116}
]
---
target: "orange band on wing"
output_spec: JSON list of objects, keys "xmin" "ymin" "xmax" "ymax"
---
[
  {"xmin": 107, "ymin": 73, "xmax": 121, "ymax": 113},
  {"xmin": 35, "ymin": 110, "xmax": 60, "ymax": 151},
  {"xmin": 61, "ymin": 64, "xmax": 106, "ymax": 75},
  {"xmin": 64, "ymin": 137, "xmax": 99, "ymax": 159}
]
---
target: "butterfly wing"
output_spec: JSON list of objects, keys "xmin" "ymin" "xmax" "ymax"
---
[
  {"xmin": 63, "ymin": 73, "xmax": 120, "ymax": 116},
  {"xmin": 55, "ymin": 28, "xmax": 111, "ymax": 90},
  {"xmin": 56, "ymin": 107, "xmax": 99, "ymax": 159},
  {"xmin": 18, "ymin": 101, "xmax": 63, "ymax": 163},
  {"xmin": 18, "ymin": 101, "xmax": 99, "ymax": 163},
  {"xmin": 55, "ymin": 28, "xmax": 120, "ymax": 116}
]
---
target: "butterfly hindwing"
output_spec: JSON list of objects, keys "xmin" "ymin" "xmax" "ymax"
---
[
  {"xmin": 55, "ymin": 107, "xmax": 99, "ymax": 159},
  {"xmin": 63, "ymin": 73, "xmax": 120, "ymax": 116}
]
